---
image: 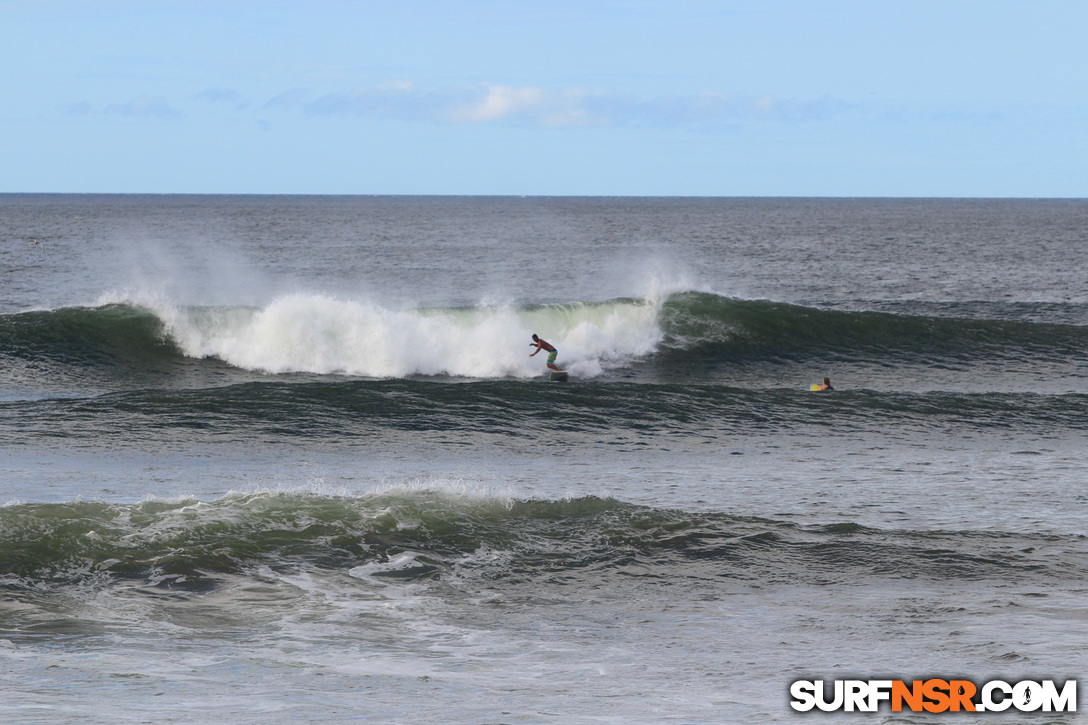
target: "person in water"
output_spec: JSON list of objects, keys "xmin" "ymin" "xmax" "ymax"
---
[
  {"xmin": 529, "ymin": 334, "xmax": 561, "ymax": 371},
  {"xmin": 816, "ymin": 377, "xmax": 834, "ymax": 391}
]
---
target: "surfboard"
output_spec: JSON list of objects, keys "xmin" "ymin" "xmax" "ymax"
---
[
  {"xmin": 810, "ymin": 383, "xmax": 822, "ymax": 391},
  {"xmin": 550, "ymin": 371, "xmax": 569, "ymax": 382}
]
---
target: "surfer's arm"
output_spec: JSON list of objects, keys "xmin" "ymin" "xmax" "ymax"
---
[{"xmin": 529, "ymin": 344, "xmax": 540, "ymax": 357}]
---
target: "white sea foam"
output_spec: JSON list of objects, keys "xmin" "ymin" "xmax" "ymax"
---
[{"xmin": 141, "ymin": 293, "xmax": 667, "ymax": 378}]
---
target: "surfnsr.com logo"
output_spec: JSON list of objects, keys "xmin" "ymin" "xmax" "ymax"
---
[{"xmin": 790, "ymin": 679, "xmax": 1077, "ymax": 713}]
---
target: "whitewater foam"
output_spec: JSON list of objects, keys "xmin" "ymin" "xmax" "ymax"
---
[{"xmin": 140, "ymin": 293, "xmax": 667, "ymax": 378}]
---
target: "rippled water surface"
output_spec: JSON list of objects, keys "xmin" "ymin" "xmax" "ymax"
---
[{"xmin": 2, "ymin": 196, "xmax": 1087, "ymax": 723}]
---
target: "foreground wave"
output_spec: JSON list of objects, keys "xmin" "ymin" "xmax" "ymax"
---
[{"xmin": 1, "ymin": 491, "xmax": 1076, "ymax": 594}]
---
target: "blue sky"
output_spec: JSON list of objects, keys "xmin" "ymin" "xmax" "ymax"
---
[{"xmin": 2, "ymin": 0, "xmax": 1085, "ymax": 196}]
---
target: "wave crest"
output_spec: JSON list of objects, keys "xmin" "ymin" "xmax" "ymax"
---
[
  {"xmin": 153, "ymin": 293, "xmax": 665, "ymax": 378},
  {"xmin": 3, "ymin": 292, "xmax": 1086, "ymax": 384}
]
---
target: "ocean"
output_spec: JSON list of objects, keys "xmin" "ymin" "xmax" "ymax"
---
[{"xmin": 1, "ymin": 195, "xmax": 1086, "ymax": 723}]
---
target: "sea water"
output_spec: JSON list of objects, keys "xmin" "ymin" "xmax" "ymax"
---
[{"xmin": 1, "ymin": 196, "xmax": 1087, "ymax": 723}]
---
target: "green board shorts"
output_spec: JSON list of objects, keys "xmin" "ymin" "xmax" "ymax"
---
[{"xmin": 547, "ymin": 349, "xmax": 558, "ymax": 364}]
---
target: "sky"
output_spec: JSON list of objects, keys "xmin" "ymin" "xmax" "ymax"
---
[{"xmin": 2, "ymin": 0, "xmax": 1086, "ymax": 196}]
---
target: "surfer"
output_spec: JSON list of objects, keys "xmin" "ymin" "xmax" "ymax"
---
[
  {"xmin": 529, "ymin": 334, "xmax": 561, "ymax": 371},
  {"xmin": 815, "ymin": 377, "xmax": 834, "ymax": 391}
]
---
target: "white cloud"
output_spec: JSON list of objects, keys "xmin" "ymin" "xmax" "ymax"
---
[
  {"xmin": 305, "ymin": 83, "xmax": 603, "ymax": 127},
  {"xmin": 446, "ymin": 85, "xmax": 543, "ymax": 123},
  {"xmin": 72, "ymin": 84, "xmax": 845, "ymax": 129},
  {"xmin": 299, "ymin": 82, "xmax": 847, "ymax": 129}
]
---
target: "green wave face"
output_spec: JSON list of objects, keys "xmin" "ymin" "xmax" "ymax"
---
[
  {"xmin": 0, "ymin": 304, "xmax": 181, "ymax": 365},
  {"xmin": 3, "ymin": 295, "xmax": 1086, "ymax": 386},
  {"xmin": 658, "ymin": 292, "xmax": 1088, "ymax": 362}
]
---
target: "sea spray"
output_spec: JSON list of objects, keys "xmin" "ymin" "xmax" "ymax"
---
[{"xmin": 148, "ymin": 293, "xmax": 667, "ymax": 378}]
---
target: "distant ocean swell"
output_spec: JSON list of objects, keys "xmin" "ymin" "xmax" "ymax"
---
[
  {"xmin": 4, "ymin": 383, "xmax": 1087, "ymax": 443},
  {"xmin": 2, "ymin": 291, "xmax": 1086, "ymax": 381},
  {"xmin": 0, "ymin": 492, "xmax": 1076, "ymax": 594}
]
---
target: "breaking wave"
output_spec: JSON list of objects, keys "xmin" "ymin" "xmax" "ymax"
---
[{"xmin": 4, "ymin": 292, "xmax": 1086, "ymax": 384}]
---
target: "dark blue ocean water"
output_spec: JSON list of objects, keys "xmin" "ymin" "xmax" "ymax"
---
[{"xmin": 2, "ymin": 196, "xmax": 1087, "ymax": 723}]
